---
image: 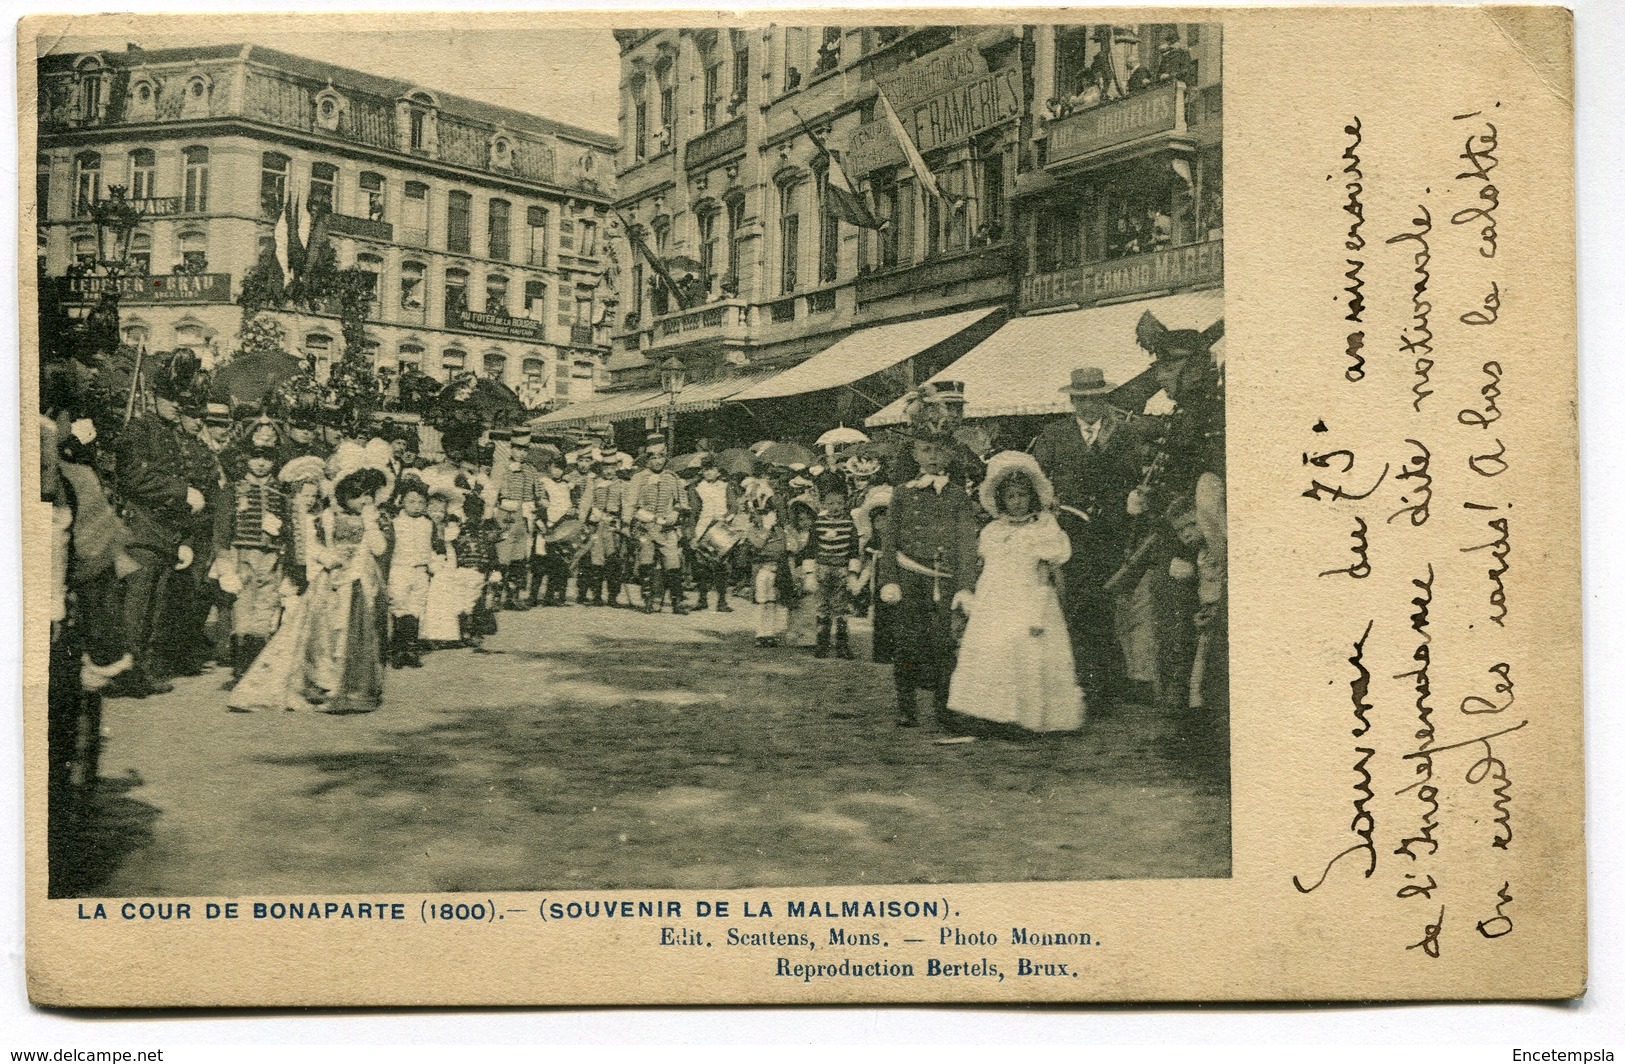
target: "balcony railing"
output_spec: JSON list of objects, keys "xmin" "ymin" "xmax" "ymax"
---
[
  {"xmin": 1044, "ymin": 81, "xmax": 1188, "ymax": 169},
  {"xmin": 570, "ymin": 323, "xmax": 597, "ymax": 347},
  {"xmin": 639, "ymin": 299, "xmax": 749, "ymax": 352},
  {"xmin": 684, "ymin": 115, "xmax": 745, "ymax": 171},
  {"xmin": 326, "ymin": 212, "xmax": 394, "ymax": 242},
  {"xmin": 856, "ymin": 244, "xmax": 1013, "ymax": 305}
]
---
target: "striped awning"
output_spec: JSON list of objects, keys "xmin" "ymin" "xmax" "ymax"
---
[
  {"xmin": 865, "ymin": 289, "xmax": 1224, "ymax": 426},
  {"xmin": 526, "ymin": 387, "xmax": 665, "ymax": 430}
]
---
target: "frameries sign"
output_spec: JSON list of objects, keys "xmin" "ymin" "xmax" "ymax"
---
[{"xmin": 846, "ymin": 66, "xmax": 1022, "ymax": 174}]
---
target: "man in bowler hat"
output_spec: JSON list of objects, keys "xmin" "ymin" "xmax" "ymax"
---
[{"xmin": 1031, "ymin": 366, "xmax": 1142, "ymax": 709}]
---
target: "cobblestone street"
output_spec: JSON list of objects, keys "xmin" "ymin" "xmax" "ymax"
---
[{"xmin": 64, "ymin": 601, "xmax": 1230, "ymax": 897}]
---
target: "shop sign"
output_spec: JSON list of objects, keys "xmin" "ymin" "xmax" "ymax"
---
[
  {"xmin": 1046, "ymin": 82, "xmax": 1183, "ymax": 167},
  {"xmin": 846, "ymin": 67, "xmax": 1022, "ymax": 174},
  {"xmin": 454, "ymin": 306, "xmax": 548, "ymax": 342},
  {"xmin": 1020, "ymin": 241, "xmax": 1223, "ymax": 309},
  {"xmin": 55, "ymin": 272, "xmax": 232, "ymax": 304},
  {"xmin": 875, "ymin": 40, "xmax": 986, "ymax": 110}
]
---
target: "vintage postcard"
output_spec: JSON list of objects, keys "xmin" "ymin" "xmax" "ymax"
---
[{"xmin": 18, "ymin": 5, "xmax": 1583, "ymax": 1006}]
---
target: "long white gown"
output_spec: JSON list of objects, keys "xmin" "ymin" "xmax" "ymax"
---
[{"xmin": 948, "ymin": 512, "xmax": 1086, "ymax": 732}]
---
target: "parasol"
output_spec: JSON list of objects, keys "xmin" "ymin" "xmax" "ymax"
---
[
  {"xmin": 671, "ymin": 451, "xmax": 707, "ymax": 473},
  {"xmin": 437, "ymin": 375, "xmax": 524, "ymax": 424},
  {"xmin": 759, "ymin": 441, "xmax": 817, "ymax": 468},
  {"xmin": 748, "ymin": 440, "xmax": 776, "ymax": 456},
  {"xmin": 816, "ymin": 426, "xmax": 870, "ymax": 451},
  {"xmin": 214, "ymin": 349, "xmax": 307, "ymax": 405},
  {"xmin": 715, "ymin": 447, "xmax": 758, "ymax": 476},
  {"xmin": 521, "ymin": 442, "xmax": 565, "ymax": 470}
]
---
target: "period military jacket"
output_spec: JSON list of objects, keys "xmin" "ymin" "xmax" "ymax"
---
[
  {"xmin": 623, "ymin": 467, "xmax": 686, "ymax": 528},
  {"xmin": 874, "ymin": 476, "xmax": 980, "ymax": 597},
  {"xmin": 113, "ymin": 414, "xmax": 195, "ymax": 551}
]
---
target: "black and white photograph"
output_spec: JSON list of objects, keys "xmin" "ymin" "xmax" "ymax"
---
[{"xmin": 34, "ymin": 21, "xmax": 1228, "ymax": 900}]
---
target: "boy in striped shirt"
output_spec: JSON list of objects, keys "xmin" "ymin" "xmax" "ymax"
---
[{"xmin": 811, "ymin": 471, "xmax": 860, "ymax": 659}]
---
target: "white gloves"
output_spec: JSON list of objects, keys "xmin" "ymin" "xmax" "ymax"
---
[
  {"xmin": 1169, "ymin": 557, "xmax": 1196, "ymax": 581},
  {"xmin": 186, "ymin": 487, "xmax": 205, "ymax": 514},
  {"xmin": 174, "ymin": 544, "xmax": 194, "ymax": 571},
  {"xmin": 951, "ymin": 589, "xmax": 975, "ymax": 615},
  {"xmin": 1127, "ymin": 488, "xmax": 1148, "ymax": 516},
  {"xmin": 879, "ymin": 583, "xmax": 902, "ymax": 605}
]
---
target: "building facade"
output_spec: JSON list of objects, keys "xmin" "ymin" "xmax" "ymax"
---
[
  {"xmin": 537, "ymin": 22, "xmax": 1219, "ymax": 444},
  {"xmin": 37, "ymin": 44, "xmax": 624, "ymax": 408}
]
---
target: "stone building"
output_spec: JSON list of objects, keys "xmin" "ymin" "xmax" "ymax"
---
[{"xmin": 37, "ymin": 43, "xmax": 622, "ymax": 409}]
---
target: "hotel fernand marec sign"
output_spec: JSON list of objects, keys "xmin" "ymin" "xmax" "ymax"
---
[
  {"xmin": 843, "ymin": 42, "xmax": 1023, "ymax": 175},
  {"xmin": 1021, "ymin": 240, "xmax": 1223, "ymax": 310}
]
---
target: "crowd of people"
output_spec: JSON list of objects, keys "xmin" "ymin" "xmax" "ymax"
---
[{"xmin": 42, "ymin": 309, "xmax": 1227, "ymax": 846}]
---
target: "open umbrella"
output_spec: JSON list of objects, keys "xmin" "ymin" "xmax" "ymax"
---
[
  {"xmin": 816, "ymin": 426, "xmax": 870, "ymax": 451},
  {"xmin": 438, "ymin": 375, "xmax": 523, "ymax": 425},
  {"xmin": 214, "ymin": 348, "xmax": 307, "ymax": 406},
  {"xmin": 671, "ymin": 451, "xmax": 706, "ymax": 473},
  {"xmin": 759, "ymin": 441, "xmax": 817, "ymax": 468},
  {"xmin": 715, "ymin": 447, "xmax": 758, "ymax": 476},
  {"xmin": 521, "ymin": 442, "xmax": 565, "ymax": 470},
  {"xmin": 749, "ymin": 439, "xmax": 776, "ymax": 456}
]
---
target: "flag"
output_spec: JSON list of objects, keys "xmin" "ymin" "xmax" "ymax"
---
[
  {"xmin": 793, "ymin": 109, "xmax": 883, "ymax": 230},
  {"xmin": 272, "ymin": 195, "xmax": 291, "ymax": 280},
  {"xmin": 284, "ymin": 194, "xmax": 307, "ymax": 281},
  {"xmin": 616, "ymin": 211, "xmax": 692, "ymax": 311},
  {"xmin": 876, "ymin": 88, "xmax": 941, "ymax": 200}
]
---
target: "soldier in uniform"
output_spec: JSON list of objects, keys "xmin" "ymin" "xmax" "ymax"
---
[
  {"xmin": 492, "ymin": 430, "xmax": 546, "ymax": 609},
  {"xmin": 875, "ymin": 428, "xmax": 981, "ymax": 728},
  {"xmin": 159, "ymin": 387, "xmax": 229, "ymax": 678},
  {"xmin": 1031, "ymin": 366, "xmax": 1142, "ymax": 710},
  {"xmin": 622, "ymin": 432, "xmax": 689, "ymax": 615},
  {"xmin": 105, "ymin": 352, "xmax": 209, "ymax": 698},
  {"xmin": 578, "ymin": 451, "xmax": 627, "ymax": 607}
]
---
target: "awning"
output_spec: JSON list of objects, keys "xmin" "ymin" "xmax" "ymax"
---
[
  {"xmin": 527, "ymin": 387, "xmax": 665, "ymax": 431},
  {"xmin": 728, "ymin": 306, "xmax": 1004, "ymax": 403},
  {"xmin": 614, "ymin": 370, "xmax": 780, "ymax": 420},
  {"xmin": 865, "ymin": 289, "xmax": 1224, "ymax": 426}
]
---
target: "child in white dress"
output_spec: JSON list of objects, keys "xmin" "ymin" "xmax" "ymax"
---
[{"xmin": 947, "ymin": 451, "xmax": 1085, "ymax": 734}]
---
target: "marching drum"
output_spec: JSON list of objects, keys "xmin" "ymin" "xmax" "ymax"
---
[{"xmin": 696, "ymin": 520, "xmax": 742, "ymax": 559}]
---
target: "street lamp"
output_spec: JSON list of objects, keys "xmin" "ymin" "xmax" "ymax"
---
[
  {"xmin": 82, "ymin": 185, "xmax": 145, "ymax": 420},
  {"xmin": 660, "ymin": 355, "xmax": 686, "ymax": 453}
]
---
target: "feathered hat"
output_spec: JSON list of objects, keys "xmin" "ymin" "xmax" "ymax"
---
[
  {"xmin": 153, "ymin": 350, "xmax": 203, "ymax": 403},
  {"xmin": 979, "ymin": 450, "xmax": 1055, "ymax": 517},
  {"xmin": 277, "ymin": 454, "xmax": 327, "ymax": 487},
  {"xmin": 852, "ymin": 484, "xmax": 894, "ymax": 542},
  {"xmin": 1135, "ymin": 311, "xmax": 1224, "ymax": 362}
]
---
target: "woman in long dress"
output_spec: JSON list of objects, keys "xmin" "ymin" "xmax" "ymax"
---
[{"xmin": 947, "ymin": 451, "xmax": 1085, "ymax": 734}]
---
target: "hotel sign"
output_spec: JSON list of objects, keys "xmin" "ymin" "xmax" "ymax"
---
[
  {"xmin": 1045, "ymin": 82, "xmax": 1184, "ymax": 167},
  {"xmin": 454, "ymin": 307, "xmax": 548, "ymax": 342},
  {"xmin": 845, "ymin": 67, "xmax": 1022, "ymax": 175},
  {"xmin": 1020, "ymin": 241, "xmax": 1223, "ymax": 310},
  {"xmin": 55, "ymin": 272, "xmax": 232, "ymax": 304}
]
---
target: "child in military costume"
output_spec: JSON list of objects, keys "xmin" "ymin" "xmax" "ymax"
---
[{"xmin": 875, "ymin": 427, "xmax": 981, "ymax": 728}]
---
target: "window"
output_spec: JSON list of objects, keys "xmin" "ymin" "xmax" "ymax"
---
[
  {"xmin": 399, "ymin": 261, "xmax": 426, "ymax": 318},
  {"xmin": 817, "ymin": 170, "xmax": 839, "ymax": 283},
  {"xmin": 76, "ymin": 66, "xmax": 104, "ymax": 122},
  {"xmin": 398, "ymin": 344, "xmax": 424, "ymax": 373},
  {"xmin": 660, "ymin": 85, "xmax": 675, "ymax": 136},
  {"xmin": 129, "ymin": 232, "xmax": 152, "ymax": 275},
  {"xmin": 703, "ymin": 63, "xmax": 722, "ymax": 129},
  {"xmin": 575, "ymin": 285, "xmax": 594, "ymax": 325},
  {"xmin": 631, "ymin": 262, "xmax": 645, "ymax": 320},
  {"xmin": 359, "ymin": 172, "xmax": 384, "ymax": 221},
  {"xmin": 813, "ymin": 27, "xmax": 842, "ymax": 75},
  {"xmin": 634, "ymin": 100, "xmax": 649, "ymax": 161},
  {"xmin": 1054, "ymin": 25, "xmax": 1097, "ymax": 104},
  {"xmin": 731, "ymin": 31, "xmax": 750, "ymax": 108},
  {"xmin": 926, "ymin": 164, "xmax": 969, "ymax": 256},
  {"xmin": 443, "ymin": 268, "xmax": 468, "ymax": 323},
  {"xmin": 526, "ymin": 206, "xmax": 549, "ymax": 265},
  {"xmin": 127, "ymin": 149, "xmax": 155, "ymax": 201},
  {"xmin": 72, "ymin": 235, "xmax": 97, "ymax": 267},
  {"xmin": 699, "ymin": 210, "xmax": 720, "ymax": 295},
  {"xmin": 305, "ymin": 333, "xmax": 334, "ymax": 380},
  {"xmin": 1035, "ymin": 195, "xmax": 1087, "ymax": 272},
  {"xmin": 446, "ymin": 190, "xmax": 471, "ymax": 253},
  {"xmin": 485, "ymin": 274, "xmax": 510, "ymax": 315},
  {"xmin": 410, "ymin": 108, "xmax": 428, "ymax": 151},
  {"xmin": 309, "ymin": 162, "xmax": 337, "ymax": 215},
  {"xmin": 870, "ymin": 172, "xmax": 901, "ymax": 269},
  {"xmin": 173, "ymin": 321, "xmax": 208, "ymax": 355},
  {"xmin": 779, "ymin": 181, "xmax": 801, "ymax": 293},
  {"xmin": 523, "ymin": 357, "xmax": 545, "ymax": 382},
  {"xmin": 978, "ymin": 148, "xmax": 1005, "ymax": 242},
  {"xmin": 577, "ymin": 219, "xmax": 598, "ymax": 257},
  {"xmin": 482, "ymin": 352, "xmax": 507, "ymax": 381},
  {"xmin": 783, "ymin": 27, "xmax": 808, "ymax": 91},
  {"xmin": 442, "ymin": 347, "xmax": 467, "ymax": 374},
  {"xmin": 122, "ymin": 323, "xmax": 149, "ymax": 347},
  {"xmin": 73, "ymin": 152, "xmax": 100, "ymax": 217},
  {"xmin": 178, "ymin": 231, "xmax": 208, "ymax": 272},
  {"xmin": 260, "ymin": 152, "xmax": 289, "ymax": 218},
  {"xmin": 524, "ymin": 280, "xmax": 548, "ymax": 322},
  {"xmin": 355, "ymin": 253, "xmax": 383, "ymax": 308},
  {"xmin": 403, "ymin": 181, "xmax": 429, "ymax": 244},
  {"xmin": 488, "ymin": 198, "xmax": 511, "ymax": 260},
  {"xmin": 182, "ymin": 147, "xmax": 209, "ymax": 213},
  {"xmin": 36, "ymin": 154, "xmax": 50, "ymax": 221},
  {"xmin": 726, "ymin": 195, "xmax": 746, "ymax": 283}
]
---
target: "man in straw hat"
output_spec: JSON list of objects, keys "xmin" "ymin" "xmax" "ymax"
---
[
  {"xmin": 875, "ymin": 423, "xmax": 980, "ymax": 728},
  {"xmin": 1031, "ymin": 366, "xmax": 1142, "ymax": 710}
]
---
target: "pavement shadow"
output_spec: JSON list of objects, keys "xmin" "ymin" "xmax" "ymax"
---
[{"xmin": 49, "ymin": 773, "xmax": 162, "ymax": 898}]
